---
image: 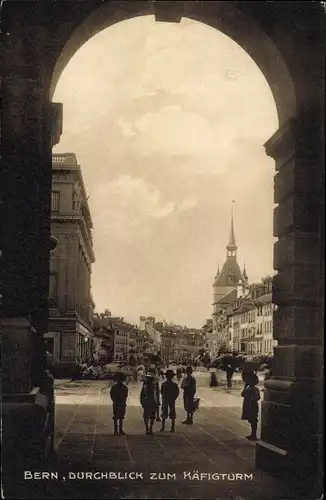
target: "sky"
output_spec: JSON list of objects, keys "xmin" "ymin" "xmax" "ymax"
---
[{"xmin": 53, "ymin": 15, "xmax": 278, "ymax": 328}]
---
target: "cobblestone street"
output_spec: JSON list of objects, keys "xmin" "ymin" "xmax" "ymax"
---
[{"xmin": 3, "ymin": 372, "xmax": 304, "ymax": 499}]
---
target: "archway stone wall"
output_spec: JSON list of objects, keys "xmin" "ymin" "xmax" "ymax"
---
[
  {"xmin": 1, "ymin": 1, "xmax": 324, "ymax": 493},
  {"xmin": 255, "ymin": 115, "xmax": 324, "ymax": 491}
]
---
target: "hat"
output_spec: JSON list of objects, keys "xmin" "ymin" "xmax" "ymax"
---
[
  {"xmin": 114, "ymin": 371, "xmax": 126, "ymax": 382},
  {"xmin": 242, "ymin": 371, "xmax": 259, "ymax": 386},
  {"xmin": 144, "ymin": 373, "xmax": 154, "ymax": 380},
  {"xmin": 165, "ymin": 369, "xmax": 176, "ymax": 378}
]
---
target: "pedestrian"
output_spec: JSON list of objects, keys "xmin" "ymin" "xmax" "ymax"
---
[
  {"xmin": 147, "ymin": 368, "xmax": 161, "ymax": 422},
  {"xmin": 225, "ymin": 354, "xmax": 236, "ymax": 388},
  {"xmin": 241, "ymin": 370, "xmax": 261, "ymax": 441},
  {"xmin": 140, "ymin": 374, "xmax": 158, "ymax": 435},
  {"xmin": 176, "ymin": 366, "xmax": 182, "ymax": 381},
  {"xmin": 110, "ymin": 372, "xmax": 128, "ymax": 436},
  {"xmin": 137, "ymin": 364, "xmax": 145, "ymax": 380},
  {"xmin": 210, "ymin": 371, "xmax": 218, "ymax": 387},
  {"xmin": 160, "ymin": 370, "xmax": 179, "ymax": 433},
  {"xmin": 181, "ymin": 366, "xmax": 196, "ymax": 424},
  {"xmin": 264, "ymin": 365, "xmax": 273, "ymax": 382}
]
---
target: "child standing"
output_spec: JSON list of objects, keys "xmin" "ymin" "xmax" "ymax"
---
[
  {"xmin": 160, "ymin": 370, "xmax": 179, "ymax": 432},
  {"xmin": 140, "ymin": 374, "xmax": 158, "ymax": 435},
  {"xmin": 181, "ymin": 366, "xmax": 196, "ymax": 425},
  {"xmin": 148, "ymin": 368, "xmax": 161, "ymax": 422},
  {"xmin": 110, "ymin": 372, "xmax": 128, "ymax": 436},
  {"xmin": 241, "ymin": 370, "xmax": 261, "ymax": 441}
]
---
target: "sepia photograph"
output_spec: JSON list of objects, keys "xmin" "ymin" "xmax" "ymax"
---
[{"xmin": 1, "ymin": 1, "xmax": 324, "ymax": 499}]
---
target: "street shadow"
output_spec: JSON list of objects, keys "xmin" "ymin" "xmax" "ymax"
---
[{"xmin": 1, "ymin": 400, "xmax": 309, "ymax": 500}]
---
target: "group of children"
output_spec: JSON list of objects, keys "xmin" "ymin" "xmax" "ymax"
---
[
  {"xmin": 109, "ymin": 365, "xmax": 261, "ymax": 441},
  {"xmin": 109, "ymin": 366, "xmax": 197, "ymax": 435}
]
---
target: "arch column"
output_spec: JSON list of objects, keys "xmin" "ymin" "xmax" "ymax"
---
[
  {"xmin": 1, "ymin": 10, "xmax": 61, "ymax": 468},
  {"xmin": 1, "ymin": 10, "xmax": 61, "ymax": 390},
  {"xmin": 256, "ymin": 116, "xmax": 324, "ymax": 494}
]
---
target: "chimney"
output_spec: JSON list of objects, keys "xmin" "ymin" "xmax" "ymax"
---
[
  {"xmin": 237, "ymin": 280, "xmax": 243, "ymax": 298},
  {"xmin": 139, "ymin": 316, "xmax": 146, "ymax": 331}
]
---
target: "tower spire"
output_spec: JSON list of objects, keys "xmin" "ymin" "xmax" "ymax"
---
[
  {"xmin": 243, "ymin": 261, "xmax": 248, "ymax": 281},
  {"xmin": 227, "ymin": 201, "xmax": 237, "ymax": 256}
]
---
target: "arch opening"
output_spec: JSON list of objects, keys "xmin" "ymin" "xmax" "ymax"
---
[{"xmin": 52, "ymin": 14, "xmax": 279, "ymax": 334}]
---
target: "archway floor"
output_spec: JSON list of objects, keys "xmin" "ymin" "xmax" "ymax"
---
[{"xmin": 4, "ymin": 376, "xmax": 303, "ymax": 499}]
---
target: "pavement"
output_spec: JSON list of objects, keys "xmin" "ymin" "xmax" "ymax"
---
[{"xmin": 2, "ymin": 371, "xmax": 306, "ymax": 499}]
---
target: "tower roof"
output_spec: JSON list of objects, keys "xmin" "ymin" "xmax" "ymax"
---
[
  {"xmin": 227, "ymin": 205, "xmax": 237, "ymax": 250},
  {"xmin": 213, "ymin": 258, "xmax": 245, "ymax": 287},
  {"xmin": 215, "ymin": 261, "xmax": 220, "ymax": 279},
  {"xmin": 213, "ymin": 203, "xmax": 247, "ymax": 287}
]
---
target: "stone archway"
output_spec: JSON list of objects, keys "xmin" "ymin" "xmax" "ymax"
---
[
  {"xmin": 1, "ymin": 1, "xmax": 324, "ymax": 496},
  {"xmin": 48, "ymin": 1, "xmax": 296, "ymax": 125}
]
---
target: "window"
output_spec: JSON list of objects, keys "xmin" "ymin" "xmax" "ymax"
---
[
  {"xmin": 51, "ymin": 191, "xmax": 60, "ymax": 213},
  {"xmin": 49, "ymin": 273, "xmax": 57, "ymax": 306},
  {"xmin": 44, "ymin": 338, "xmax": 54, "ymax": 355},
  {"xmin": 73, "ymin": 192, "xmax": 77, "ymax": 210}
]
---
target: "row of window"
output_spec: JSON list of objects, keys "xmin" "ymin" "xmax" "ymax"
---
[
  {"xmin": 51, "ymin": 190, "xmax": 83, "ymax": 213},
  {"xmin": 116, "ymin": 338, "xmax": 129, "ymax": 345},
  {"xmin": 243, "ymin": 339, "xmax": 274, "ymax": 353},
  {"xmin": 257, "ymin": 303, "xmax": 274, "ymax": 316},
  {"xmin": 238, "ymin": 306, "xmax": 273, "ymax": 324},
  {"xmin": 264, "ymin": 321, "xmax": 272, "ymax": 333},
  {"xmin": 116, "ymin": 330, "xmax": 128, "ymax": 337},
  {"xmin": 232, "ymin": 324, "xmax": 273, "ymax": 339}
]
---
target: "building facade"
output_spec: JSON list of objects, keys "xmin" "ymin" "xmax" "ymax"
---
[
  {"xmin": 45, "ymin": 153, "xmax": 95, "ymax": 366},
  {"xmin": 210, "ymin": 211, "xmax": 249, "ymax": 357},
  {"xmin": 225, "ymin": 278, "xmax": 277, "ymax": 355},
  {"xmin": 157, "ymin": 323, "xmax": 205, "ymax": 362},
  {"xmin": 128, "ymin": 326, "xmax": 147, "ymax": 360},
  {"xmin": 93, "ymin": 313, "xmax": 115, "ymax": 364},
  {"xmin": 110, "ymin": 317, "xmax": 130, "ymax": 359},
  {"xmin": 139, "ymin": 316, "xmax": 161, "ymax": 352},
  {"xmin": 160, "ymin": 330, "xmax": 177, "ymax": 362}
]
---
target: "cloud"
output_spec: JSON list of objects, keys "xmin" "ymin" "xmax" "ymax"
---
[
  {"xmin": 113, "ymin": 175, "xmax": 174, "ymax": 217},
  {"xmin": 177, "ymin": 198, "xmax": 198, "ymax": 211},
  {"xmin": 93, "ymin": 174, "xmax": 199, "ymax": 219},
  {"xmin": 92, "ymin": 175, "xmax": 200, "ymax": 247}
]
